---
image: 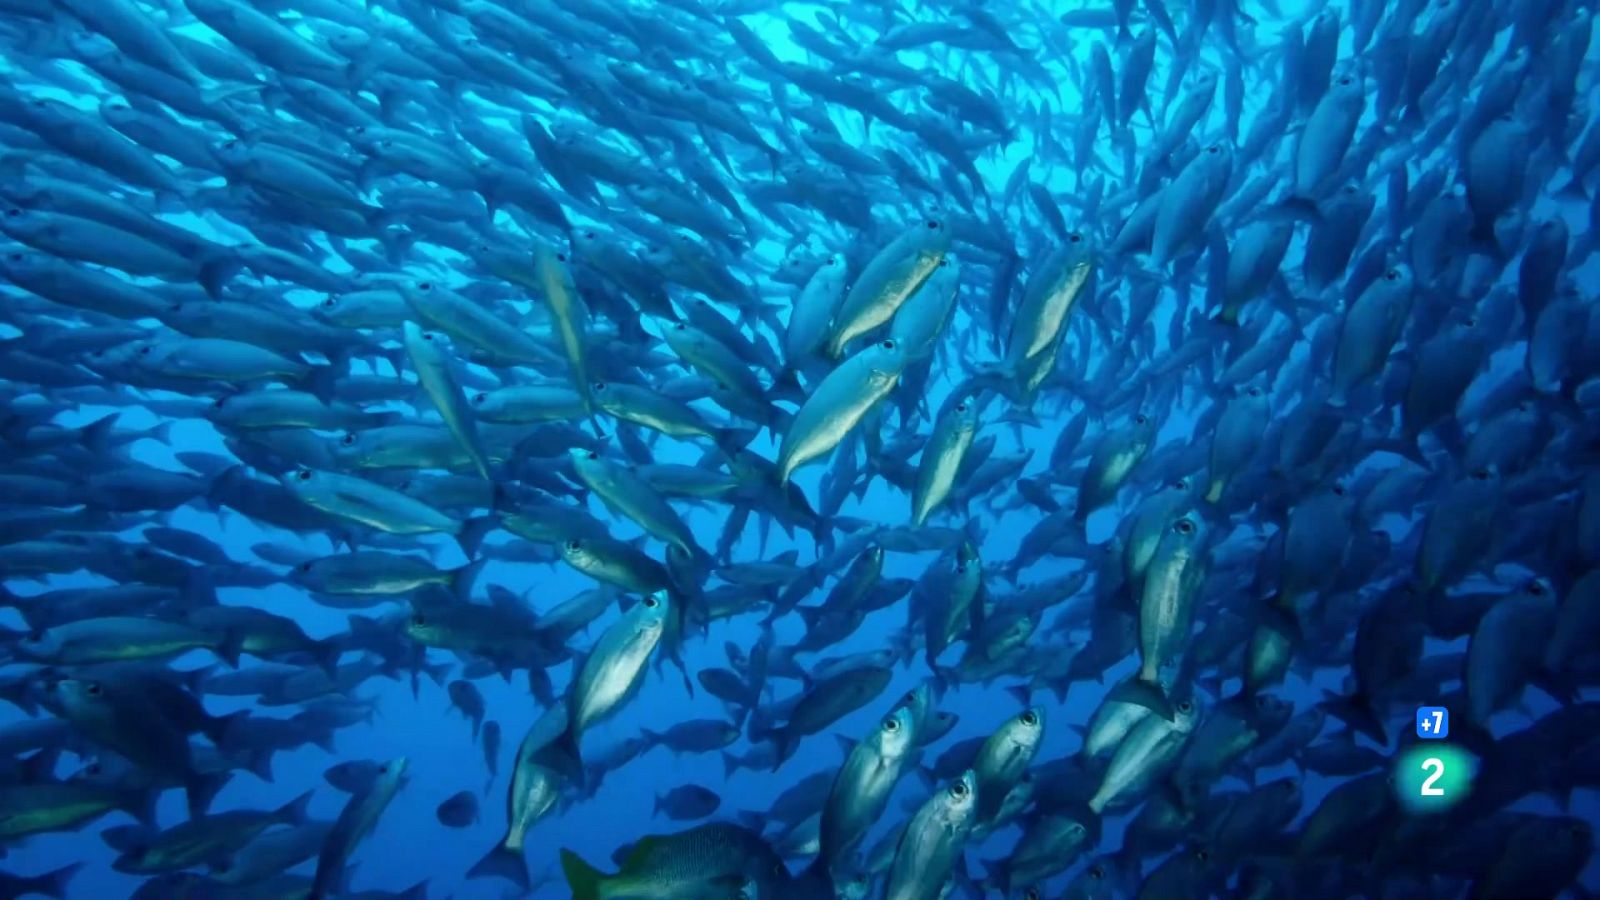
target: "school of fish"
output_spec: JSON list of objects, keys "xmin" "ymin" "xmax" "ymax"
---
[{"xmin": 0, "ymin": 0, "xmax": 1598, "ymax": 897}]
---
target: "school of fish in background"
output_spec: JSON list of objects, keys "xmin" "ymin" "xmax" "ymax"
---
[{"xmin": 0, "ymin": 0, "xmax": 1598, "ymax": 895}]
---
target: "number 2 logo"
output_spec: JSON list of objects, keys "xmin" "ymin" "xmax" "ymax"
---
[{"xmin": 1420, "ymin": 757, "xmax": 1445, "ymax": 796}]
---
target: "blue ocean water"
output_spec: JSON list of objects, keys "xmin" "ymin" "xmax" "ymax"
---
[{"xmin": 1, "ymin": 0, "xmax": 1599, "ymax": 897}]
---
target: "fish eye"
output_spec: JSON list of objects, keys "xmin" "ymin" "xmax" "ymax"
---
[
  {"xmin": 1528, "ymin": 581, "xmax": 1546, "ymax": 596},
  {"xmin": 410, "ymin": 614, "xmax": 426, "ymax": 626},
  {"xmin": 880, "ymin": 339, "xmax": 896, "ymax": 349},
  {"xmin": 296, "ymin": 561, "xmax": 312, "ymax": 572},
  {"xmin": 1134, "ymin": 414, "xmax": 1148, "ymax": 425},
  {"xmin": 556, "ymin": 252, "xmax": 567, "ymax": 262},
  {"xmin": 956, "ymin": 403, "xmax": 967, "ymax": 412},
  {"xmin": 1090, "ymin": 866, "xmax": 1106, "ymax": 879},
  {"xmin": 1385, "ymin": 269, "xmax": 1399, "ymax": 281},
  {"xmin": 1247, "ymin": 387, "xmax": 1262, "ymax": 397},
  {"xmin": 882, "ymin": 716, "xmax": 900, "ymax": 731},
  {"xmin": 212, "ymin": 397, "xmax": 227, "ymax": 408},
  {"xmin": 377, "ymin": 763, "xmax": 389, "ymax": 774},
  {"xmin": 1339, "ymin": 76, "xmax": 1352, "ymax": 85},
  {"xmin": 673, "ymin": 322, "xmax": 687, "ymax": 331},
  {"xmin": 1177, "ymin": 700, "xmax": 1193, "ymax": 713},
  {"xmin": 642, "ymin": 594, "xmax": 659, "ymax": 609},
  {"xmin": 417, "ymin": 281, "xmax": 432, "ymax": 291},
  {"xmin": 296, "ymin": 470, "xmax": 313, "ymax": 481},
  {"xmin": 565, "ymin": 539, "xmax": 582, "ymax": 551},
  {"xmin": 1332, "ymin": 484, "xmax": 1346, "ymax": 496},
  {"xmin": 1174, "ymin": 518, "xmax": 1196, "ymax": 535},
  {"xmin": 422, "ymin": 332, "xmax": 434, "ymax": 341},
  {"xmin": 340, "ymin": 433, "xmax": 356, "ymax": 446},
  {"xmin": 472, "ymin": 393, "xmax": 486, "ymax": 404},
  {"xmin": 1196, "ymin": 848, "xmax": 1211, "ymax": 862},
  {"xmin": 4, "ymin": 208, "xmax": 19, "ymax": 218},
  {"xmin": 137, "ymin": 345, "xmax": 152, "ymax": 356},
  {"xmin": 586, "ymin": 451, "xmax": 599, "ymax": 460},
  {"xmin": 1465, "ymin": 316, "xmax": 1477, "ymax": 327},
  {"xmin": 592, "ymin": 381, "xmax": 607, "ymax": 392},
  {"xmin": 1207, "ymin": 144, "xmax": 1220, "ymax": 154},
  {"xmin": 1021, "ymin": 710, "xmax": 1039, "ymax": 726},
  {"xmin": 950, "ymin": 780, "xmax": 968, "ymax": 798},
  {"xmin": 1472, "ymin": 469, "xmax": 1491, "ymax": 481},
  {"xmin": 1069, "ymin": 232, "xmax": 1083, "ymax": 243},
  {"xmin": 1172, "ymin": 479, "xmax": 1188, "ymax": 490},
  {"xmin": 320, "ymin": 296, "xmax": 336, "ymax": 308},
  {"xmin": 925, "ymin": 219, "xmax": 940, "ymax": 229},
  {"xmin": 584, "ymin": 230, "xmax": 596, "ymax": 239},
  {"xmin": 86, "ymin": 682, "xmax": 102, "ymax": 696}
]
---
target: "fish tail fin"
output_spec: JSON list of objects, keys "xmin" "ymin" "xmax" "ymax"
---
[
  {"xmin": 199, "ymin": 81, "xmax": 264, "ymax": 107},
  {"xmin": 1554, "ymin": 176, "xmax": 1589, "ymax": 203},
  {"xmin": 299, "ymin": 362, "xmax": 344, "ymax": 406},
  {"xmin": 247, "ymin": 747, "xmax": 276, "ymax": 782},
  {"xmin": 640, "ymin": 727, "xmax": 662, "ymax": 753},
  {"xmin": 203, "ymin": 709, "xmax": 250, "ymax": 747},
  {"xmin": 767, "ymin": 365, "xmax": 807, "ymax": 404},
  {"xmin": 1209, "ymin": 304, "xmax": 1243, "ymax": 329},
  {"xmin": 1317, "ymin": 689, "xmax": 1387, "ymax": 745},
  {"xmin": 277, "ymin": 789, "xmax": 314, "ymax": 826},
  {"xmin": 1273, "ymin": 195, "xmax": 1324, "ymax": 225},
  {"xmin": 467, "ymin": 841, "xmax": 530, "ymax": 888},
  {"xmin": 313, "ymin": 637, "xmax": 344, "ymax": 678},
  {"xmin": 76, "ymin": 412, "xmax": 120, "ymax": 457},
  {"xmin": 215, "ymin": 629, "xmax": 244, "ymax": 668},
  {"xmin": 197, "ymin": 249, "xmax": 244, "ymax": 299},
  {"xmin": 560, "ymin": 848, "xmax": 605, "ymax": 900},
  {"xmin": 185, "ymin": 771, "xmax": 231, "ymax": 819},
  {"xmin": 25, "ymin": 863, "xmax": 80, "ymax": 900},
  {"xmin": 714, "ymin": 426, "xmax": 759, "ymax": 456},
  {"xmin": 1105, "ymin": 675, "xmax": 1177, "ymax": 721},
  {"xmin": 1530, "ymin": 667, "xmax": 1578, "ymax": 706},
  {"xmin": 450, "ymin": 557, "xmax": 489, "ymax": 601},
  {"xmin": 1467, "ymin": 219, "xmax": 1505, "ymax": 260},
  {"xmin": 547, "ymin": 726, "xmax": 586, "ymax": 785},
  {"xmin": 1373, "ymin": 434, "xmax": 1433, "ymax": 470},
  {"xmin": 770, "ymin": 729, "xmax": 797, "ymax": 771},
  {"xmin": 930, "ymin": 663, "xmax": 961, "ymax": 697},
  {"xmin": 456, "ymin": 515, "xmax": 497, "ymax": 559},
  {"xmin": 119, "ymin": 788, "xmax": 159, "ymax": 826}
]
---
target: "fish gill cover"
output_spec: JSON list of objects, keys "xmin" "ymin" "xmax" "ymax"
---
[{"xmin": 0, "ymin": 0, "xmax": 1596, "ymax": 897}]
